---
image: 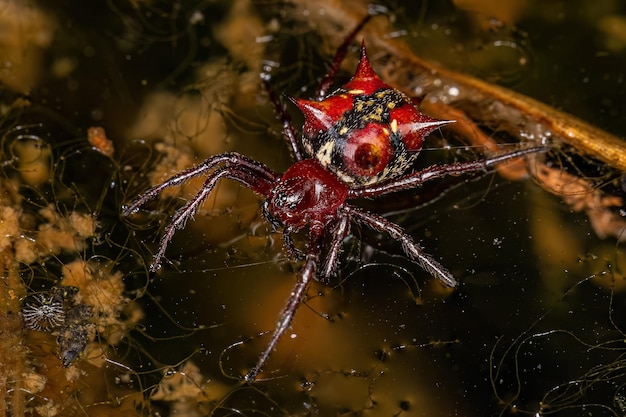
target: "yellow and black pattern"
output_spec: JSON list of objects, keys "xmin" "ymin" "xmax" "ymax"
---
[{"xmin": 302, "ymin": 87, "xmax": 422, "ymax": 187}]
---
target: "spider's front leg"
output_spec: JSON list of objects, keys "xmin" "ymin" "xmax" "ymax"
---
[
  {"xmin": 123, "ymin": 152, "xmax": 278, "ymax": 216},
  {"xmin": 343, "ymin": 205, "xmax": 457, "ymax": 287},
  {"xmin": 123, "ymin": 153, "xmax": 279, "ymax": 271},
  {"xmin": 244, "ymin": 222, "xmax": 325, "ymax": 382}
]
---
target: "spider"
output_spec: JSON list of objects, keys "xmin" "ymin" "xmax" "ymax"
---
[{"xmin": 123, "ymin": 21, "xmax": 546, "ymax": 382}]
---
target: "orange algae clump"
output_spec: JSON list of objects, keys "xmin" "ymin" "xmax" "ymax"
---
[{"xmin": 60, "ymin": 260, "xmax": 141, "ymax": 348}]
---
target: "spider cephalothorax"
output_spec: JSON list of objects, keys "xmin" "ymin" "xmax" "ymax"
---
[
  {"xmin": 124, "ymin": 28, "xmax": 544, "ymax": 382},
  {"xmin": 263, "ymin": 159, "xmax": 348, "ymax": 231}
]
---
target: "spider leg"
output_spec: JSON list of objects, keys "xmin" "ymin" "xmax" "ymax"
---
[
  {"xmin": 244, "ymin": 222, "xmax": 325, "ymax": 382},
  {"xmin": 419, "ymin": 100, "xmax": 531, "ymax": 180},
  {"xmin": 348, "ymin": 146, "xmax": 547, "ymax": 199},
  {"xmin": 342, "ymin": 205, "xmax": 457, "ymax": 287},
  {"xmin": 149, "ymin": 165, "xmax": 275, "ymax": 272},
  {"xmin": 315, "ymin": 13, "xmax": 373, "ymax": 99},
  {"xmin": 262, "ymin": 80, "xmax": 304, "ymax": 161},
  {"xmin": 123, "ymin": 152, "xmax": 278, "ymax": 216},
  {"xmin": 320, "ymin": 214, "xmax": 351, "ymax": 281},
  {"xmin": 282, "ymin": 229, "xmax": 306, "ymax": 260},
  {"xmin": 260, "ymin": 201, "xmax": 307, "ymax": 260}
]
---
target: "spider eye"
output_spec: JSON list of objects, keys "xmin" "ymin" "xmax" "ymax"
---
[
  {"xmin": 274, "ymin": 189, "xmax": 305, "ymax": 209},
  {"xmin": 266, "ymin": 181, "xmax": 310, "ymax": 226}
]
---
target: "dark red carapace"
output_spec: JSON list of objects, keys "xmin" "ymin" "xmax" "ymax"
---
[
  {"xmin": 124, "ymin": 28, "xmax": 544, "ymax": 382},
  {"xmin": 264, "ymin": 159, "xmax": 348, "ymax": 230}
]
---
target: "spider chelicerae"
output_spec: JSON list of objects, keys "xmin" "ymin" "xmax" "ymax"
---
[{"xmin": 123, "ymin": 20, "xmax": 546, "ymax": 382}]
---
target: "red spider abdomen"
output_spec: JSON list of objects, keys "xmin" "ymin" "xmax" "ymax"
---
[
  {"xmin": 291, "ymin": 45, "xmax": 450, "ymax": 188},
  {"xmin": 264, "ymin": 159, "xmax": 349, "ymax": 230}
]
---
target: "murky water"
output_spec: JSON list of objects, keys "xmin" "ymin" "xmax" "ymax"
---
[{"xmin": 2, "ymin": 0, "xmax": 626, "ymax": 415}]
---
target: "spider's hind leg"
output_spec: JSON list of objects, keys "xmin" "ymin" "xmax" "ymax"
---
[
  {"xmin": 348, "ymin": 146, "xmax": 547, "ymax": 199},
  {"xmin": 419, "ymin": 100, "xmax": 538, "ymax": 181}
]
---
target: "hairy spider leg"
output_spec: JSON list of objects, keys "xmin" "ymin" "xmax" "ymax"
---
[
  {"xmin": 275, "ymin": 214, "xmax": 351, "ymax": 277},
  {"xmin": 321, "ymin": 214, "xmax": 351, "ymax": 280},
  {"xmin": 123, "ymin": 152, "xmax": 278, "ymax": 216},
  {"xmin": 348, "ymin": 146, "xmax": 547, "ymax": 199},
  {"xmin": 272, "ymin": 215, "xmax": 352, "ymax": 279},
  {"xmin": 124, "ymin": 153, "xmax": 278, "ymax": 271},
  {"xmin": 280, "ymin": 229, "xmax": 306, "ymax": 260},
  {"xmin": 314, "ymin": 14, "xmax": 373, "ymax": 99},
  {"xmin": 262, "ymin": 80, "xmax": 305, "ymax": 162},
  {"xmin": 342, "ymin": 205, "xmax": 458, "ymax": 287},
  {"xmin": 151, "ymin": 166, "xmax": 276, "ymax": 271},
  {"xmin": 244, "ymin": 222, "xmax": 325, "ymax": 382}
]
